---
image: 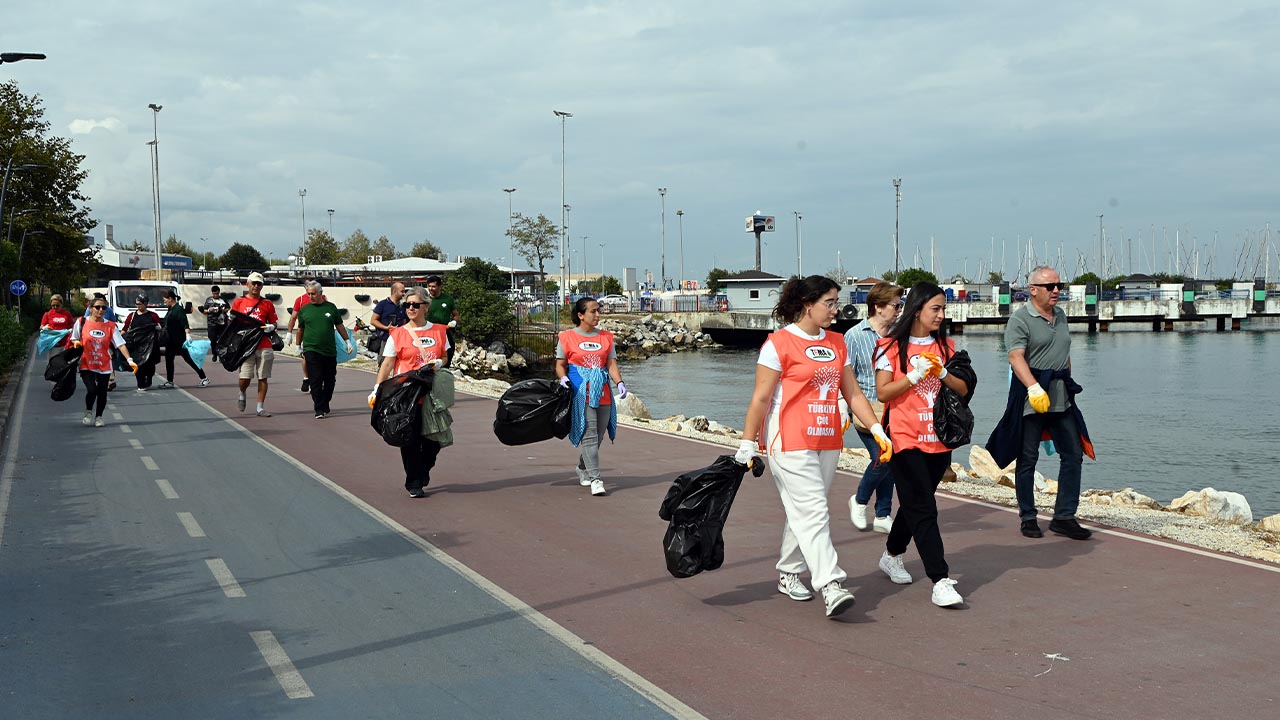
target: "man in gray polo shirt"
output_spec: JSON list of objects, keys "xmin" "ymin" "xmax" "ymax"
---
[{"xmin": 1004, "ymin": 265, "xmax": 1091, "ymax": 540}]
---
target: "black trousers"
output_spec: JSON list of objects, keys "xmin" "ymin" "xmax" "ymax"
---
[
  {"xmin": 444, "ymin": 327, "xmax": 456, "ymax": 367},
  {"xmin": 165, "ymin": 343, "xmax": 206, "ymax": 382},
  {"xmin": 886, "ymin": 449, "xmax": 953, "ymax": 582},
  {"xmin": 80, "ymin": 371, "xmax": 110, "ymax": 416},
  {"xmin": 136, "ymin": 361, "xmax": 158, "ymax": 389},
  {"xmin": 400, "ymin": 436, "xmax": 442, "ymax": 491},
  {"xmin": 207, "ymin": 324, "xmax": 224, "ymax": 359},
  {"xmin": 303, "ymin": 351, "xmax": 337, "ymax": 414}
]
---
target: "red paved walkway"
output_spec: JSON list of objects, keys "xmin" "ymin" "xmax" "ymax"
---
[{"xmin": 197, "ymin": 358, "xmax": 1279, "ymax": 719}]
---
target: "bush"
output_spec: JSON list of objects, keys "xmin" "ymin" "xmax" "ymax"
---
[
  {"xmin": 451, "ymin": 278, "xmax": 516, "ymax": 345},
  {"xmin": 0, "ymin": 309, "xmax": 30, "ymax": 375}
]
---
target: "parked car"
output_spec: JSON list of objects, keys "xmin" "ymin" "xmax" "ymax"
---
[{"xmin": 599, "ymin": 294, "xmax": 630, "ymax": 311}]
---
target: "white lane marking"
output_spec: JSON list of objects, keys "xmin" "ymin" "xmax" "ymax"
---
[
  {"xmin": 140, "ymin": 456, "xmax": 159, "ymax": 471},
  {"xmin": 205, "ymin": 558, "xmax": 246, "ymax": 598},
  {"xmin": 183, "ymin": 387, "xmax": 707, "ymax": 720},
  {"xmin": 112, "ymin": 413, "xmax": 124, "ymax": 421},
  {"xmin": 0, "ymin": 345, "xmax": 37, "ymax": 550},
  {"xmin": 177, "ymin": 512, "xmax": 206, "ymax": 538},
  {"xmin": 250, "ymin": 631, "xmax": 315, "ymax": 699},
  {"xmin": 120, "ymin": 424, "xmax": 132, "ymax": 434},
  {"xmin": 129, "ymin": 439, "xmax": 143, "ymax": 450},
  {"xmin": 155, "ymin": 478, "xmax": 179, "ymax": 499}
]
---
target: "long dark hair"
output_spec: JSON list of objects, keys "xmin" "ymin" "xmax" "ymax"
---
[
  {"xmin": 772, "ymin": 275, "xmax": 840, "ymax": 324},
  {"xmin": 876, "ymin": 281, "xmax": 951, "ymax": 372},
  {"xmin": 572, "ymin": 296, "xmax": 598, "ymax": 326}
]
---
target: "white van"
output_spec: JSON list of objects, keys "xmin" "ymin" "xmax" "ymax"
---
[{"xmin": 106, "ymin": 279, "xmax": 183, "ymax": 330}]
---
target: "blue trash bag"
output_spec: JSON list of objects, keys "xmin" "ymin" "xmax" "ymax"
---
[
  {"xmin": 38, "ymin": 329, "xmax": 70, "ymax": 354},
  {"xmin": 335, "ymin": 331, "xmax": 356, "ymax": 362},
  {"xmin": 183, "ymin": 339, "xmax": 212, "ymax": 369}
]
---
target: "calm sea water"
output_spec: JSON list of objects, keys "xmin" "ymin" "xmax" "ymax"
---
[{"xmin": 619, "ymin": 329, "xmax": 1280, "ymax": 518}]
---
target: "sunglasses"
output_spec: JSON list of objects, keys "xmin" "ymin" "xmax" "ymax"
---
[
  {"xmin": 1031, "ymin": 282, "xmax": 1066, "ymax": 291},
  {"xmin": 404, "ymin": 301, "xmax": 427, "ymax": 309},
  {"xmin": 91, "ymin": 305, "xmax": 107, "ymax": 310}
]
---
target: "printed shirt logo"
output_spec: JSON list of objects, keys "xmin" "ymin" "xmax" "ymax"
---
[
  {"xmin": 578, "ymin": 341, "xmax": 603, "ymax": 352},
  {"xmin": 804, "ymin": 345, "xmax": 837, "ymax": 362},
  {"xmin": 416, "ymin": 337, "xmax": 437, "ymax": 348},
  {"xmin": 89, "ymin": 329, "xmax": 107, "ymax": 338}
]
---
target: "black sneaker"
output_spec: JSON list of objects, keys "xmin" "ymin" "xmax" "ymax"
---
[
  {"xmin": 1049, "ymin": 518, "xmax": 1092, "ymax": 540},
  {"xmin": 1020, "ymin": 520, "xmax": 1044, "ymax": 538},
  {"xmin": 300, "ymin": 379, "xmax": 310, "ymax": 393},
  {"xmin": 408, "ymin": 488, "xmax": 426, "ymax": 498}
]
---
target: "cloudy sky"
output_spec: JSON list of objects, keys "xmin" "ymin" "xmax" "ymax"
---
[{"xmin": 7, "ymin": 1, "xmax": 1280, "ymax": 284}]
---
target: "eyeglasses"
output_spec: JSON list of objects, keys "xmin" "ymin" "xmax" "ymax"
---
[
  {"xmin": 818, "ymin": 299, "xmax": 840, "ymax": 309},
  {"xmin": 404, "ymin": 301, "xmax": 426, "ymax": 309},
  {"xmin": 889, "ymin": 301, "xmax": 905, "ymax": 309},
  {"xmin": 91, "ymin": 305, "xmax": 107, "ymax": 310},
  {"xmin": 1031, "ymin": 282, "xmax": 1066, "ymax": 291}
]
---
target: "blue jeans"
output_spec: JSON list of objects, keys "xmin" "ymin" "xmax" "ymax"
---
[
  {"xmin": 1015, "ymin": 411, "xmax": 1083, "ymax": 521},
  {"xmin": 854, "ymin": 430, "xmax": 894, "ymax": 517}
]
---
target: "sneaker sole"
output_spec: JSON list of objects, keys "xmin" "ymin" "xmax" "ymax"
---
[
  {"xmin": 849, "ymin": 498, "xmax": 868, "ymax": 530},
  {"xmin": 1049, "ymin": 526, "xmax": 1092, "ymax": 540},
  {"xmin": 933, "ymin": 595, "xmax": 964, "ymax": 608},
  {"xmin": 879, "ymin": 563, "xmax": 913, "ymax": 585},
  {"xmin": 777, "ymin": 584, "xmax": 813, "ymax": 602},
  {"xmin": 825, "ymin": 594, "xmax": 855, "ymax": 617}
]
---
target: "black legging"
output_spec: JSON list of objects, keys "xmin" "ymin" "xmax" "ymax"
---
[
  {"xmin": 165, "ymin": 343, "xmax": 206, "ymax": 382},
  {"xmin": 80, "ymin": 371, "xmax": 110, "ymax": 417}
]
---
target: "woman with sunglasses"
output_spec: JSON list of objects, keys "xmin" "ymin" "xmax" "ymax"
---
[
  {"xmin": 555, "ymin": 297, "xmax": 627, "ymax": 498},
  {"xmin": 71, "ymin": 300, "xmax": 138, "ymax": 426},
  {"xmin": 736, "ymin": 275, "xmax": 891, "ymax": 619},
  {"xmin": 369, "ymin": 287, "xmax": 449, "ymax": 498},
  {"xmin": 872, "ymin": 281, "xmax": 970, "ymax": 608},
  {"xmin": 40, "ymin": 294, "xmax": 76, "ymax": 350}
]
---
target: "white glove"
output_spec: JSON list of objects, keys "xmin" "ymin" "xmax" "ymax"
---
[
  {"xmin": 428, "ymin": 358, "xmax": 444, "ymax": 371},
  {"xmin": 368, "ymin": 384, "xmax": 379, "ymax": 409},
  {"xmin": 558, "ymin": 375, "xmax": 570, "ymax": 389},
  {"xmin": 906, "ymin": 355, "xmax": 930, "ymax": 385},
  {"xmin": 287, "ymin": 329, "xmax": 296, "ymax": 345},
  {"xmin": 616, "ymin": 381, "xmax": 628, "ymax": 399},
  {"xmin": 447, "ymin": 320, "xmax": 457, "ymax": 328},
  {"xmin": 262, "ymin": 323, "xmax": 276, "ymax": 333},
  {"xmin": 734, "ymin": 439, "xmax": 758, "ymax": 465},
  {"xmin": 345, "ymin": 340, "xmax": 354, "ymax": 354},
  {"xmin": 869, "ymin": 423, "xmax": 893, "ymax": 463},
  {"xmin": 837, "ymin": 398, "xmax": 851, "ymax": 432}
]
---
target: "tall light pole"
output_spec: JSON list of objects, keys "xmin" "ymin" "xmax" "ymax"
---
[
  {"xmin": 676, "ymin": 209, "xmax": 685, "ymax": 290},
  {"xmin": 793, "ymin": 210, "xmax": 803, "ymax": 277},
  {"xmin": 0, "ymin": 160, "xmax": 43, "ymax": 234},
  {"xmin": 599, "ymin": 242, "xmax": 606, "ymax": 292},
  {"xmin": 553, "ymin": 109, "xmax": 572, "ymax": 305},
  {"xmin": 892, "ymin": 178, "xmax": 902, "ymax": 276},
  {"xmin": 148, "ymin": 103, "xmax": 163, "ymax": 273},
  {"xmin": 563, "ymin": 203, "xmax": 572, "ymax": 293},
  {"xmin": 658, "ymin": 187, "xmax": 667, "ymax": 291},
  {"xmin": 299, "ymin": 188, "xmax": 307, "ymax": 249},
  {"xmin": 581, "ymin": 235, "xmax": 589, "ymax": 291},
  {"xmin": 327, "ymin": 208, "xmax": 334, "ymax": 237},
  {"xmin": 504, "ymin": 188, "xmax": 517, "ymax": 290},
  {"xmin": 1098, "ymin": 214, "xmax": 1105, "ymax": 276}
]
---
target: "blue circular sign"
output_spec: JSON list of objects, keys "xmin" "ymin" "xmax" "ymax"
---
[{"xmin": 9, "ymin": 280, "xmax": 27, "ymax": 296}]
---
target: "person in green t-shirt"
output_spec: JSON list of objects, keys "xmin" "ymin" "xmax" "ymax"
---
[
  {"xmin": 295, "ymin": 283, "xmax": 353, "ymax": 418},
  {"xmin": 425, "ymin": 275, "xmax": 459, "ymax": 366}
]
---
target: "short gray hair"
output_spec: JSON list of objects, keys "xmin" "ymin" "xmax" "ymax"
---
[
  {"xmin": 305, "ymin": 280, "xmax": 323, "ymax": 293},
  {"xmin": 404, "ymin": 286, "xmax": 429, "ymax": 304},
  {"xmin": 1029, "ymin": 266, "xmax": 1058, "ymax": 284}
]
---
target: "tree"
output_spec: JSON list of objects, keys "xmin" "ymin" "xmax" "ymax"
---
[
  {"xmin": 0, "ymin": 80, "xmax": 99, "ymax": 297},
  {"xmin": 507, "ymin": 213, "xmax": 559, "ymax": 296},
  {"xmin": 452, "ymin": 257, "xmax": 508, "ymax": 291},
  {"xmin": 408, "ymin": 239, "xmax": 445, "ymax": 260},
  {"xmin": 339, "ymin": 229, "xmax": 373, "ymax": 264},
  {"xmin": 221, "ymin": 242, "xmax": 268, "ymax": 270},
  {"xmin": 297, "ymin": 228, "xmax": 340, "ymax": 265},
  {"xmin": 1072, "ymin": 272, "xmax": 1102, "ymax": 288},
  {"xmin": 600, "ymin": 275, "xmax": 623, "ymax": 295},
  {"xmin": 987, "ymin": 271, "xmax": 1004, "ymax": 285},
  {"xmin": 894, "ymin": 267, "xmax": 939, "ymax": 289},
  {"xmin": 450, "ymin": 277, "xmax": 516, "ymax": 345},
  {"xmin": 125, "ymin": 240, "xmax": 151, "ymax": 253},
  {"xmin": 706, "ymin": 267, "xmax": 730, "ymax": 294},
  {"xmin": 371, "ymin": 234, "xmax": 397, "ymax": 260},
  {"xmin": 193, "ymin": 251, "xmax": 219, "ymax": 270},
  {"xmin": 161, "ymin": 234, "xmax": 197, "ymax": 259}
]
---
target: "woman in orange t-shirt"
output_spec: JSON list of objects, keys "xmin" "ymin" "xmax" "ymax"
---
[
  {"xmin": 737, "ymin": 276, "xmax": 891, "ymax": 620},
  {"xmin": 873, "ymin": 281, "xmax": 970, "ymax": 608},
  {"xmin": 71, "ymin": 299, "xmax": 138, "ymax": 426}
]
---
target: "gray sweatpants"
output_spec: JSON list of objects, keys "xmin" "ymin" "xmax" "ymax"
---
[{"xmin": 576, "ymin": 404, "xmax": 612, "ymax": 482}]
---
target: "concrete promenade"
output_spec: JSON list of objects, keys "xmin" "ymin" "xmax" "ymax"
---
[{"xmin": 3, "ymin": 349, "xmax": 1278, "ymax": 718}]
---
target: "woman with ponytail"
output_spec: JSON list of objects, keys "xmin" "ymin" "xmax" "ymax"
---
[{"xmin": 737, "ymin": 275, "xmax": 892, "ymax": 619}]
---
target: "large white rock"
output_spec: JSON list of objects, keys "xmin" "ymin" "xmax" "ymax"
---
[
  {"xmin": 1256, "ymin": 514, "xmax": 1280, "ymax": 533},
  {"xmin": 1170, "ymin": 488, "xmax": 1253, "ymax": 525},
  {"xmin": 616, "ymin": 392, "xmax": 651, "ymax": 420},
  {"xmin": 970, "ymin": 445, "xmax": 1014, "ymax": 481}
]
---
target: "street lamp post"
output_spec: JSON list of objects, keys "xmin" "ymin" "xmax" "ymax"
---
[
  {"xmin": 599, "ymin": 243, "xmax": 606, "ymax": 294},
  {"xmin": 0, "ymin": 53, "xmax": 47, "ymax": 65},
  {"xmin": 658, "ymin": 187, "xmax": 667, "ymax": 291},
  {"xmin": 553, "ymin": 109, "xmax": 572, "ymax": 307},
  {"xmin": 892, "ymin": 178, "xmax": 902, "ymax": 276},
  {"xmin": 0, "ymin": 161, "xmax": 43, "ymax": 236},
  {"xmin": 581, "ymin": 235, "xmax": 589, "ymax": 291},
  {"xmin": 16, "ymin": 229, "xmax": 42, "ymax": 312},
  {"xmin": 563, "ymin": 204, "xmax": 572, "ymax": 293},
  {"xmin": 327, "ymin": 208, "xmax": 334, "ymax": 237},
  {"xmin": 299, "ymin": 188, "xmax": 307, "ymax": 249},
  {"xmin": 147, "ymin": 103, "xmax": 163, "ymax": 273},
  {"xmin": 793, "ymin": 211, "xmax": 803, "ymax": 277},
  {"xmin": 676, "ymin": 209, "xmax": 684, "ymax": 291},
  {"xmin": 504, "ymin": 188, "xmax": 517, "ymax": 291}
]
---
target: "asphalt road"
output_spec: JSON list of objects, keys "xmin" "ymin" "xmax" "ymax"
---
[{"xmin": 0, "ymin": 348, "xmax": 684, "ymax": 719}]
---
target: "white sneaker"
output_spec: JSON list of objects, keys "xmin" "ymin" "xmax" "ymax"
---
[
  {"xmin": 81, "ymin": 411, "xmax": 93, "ymax": 426},
  {"xmin": 878, "ymin": 551, "xmax": 913, "ymax": 584},
  {"xmin": 159, "ymin": 381, "xmax": 174, "ymax": 389},
  {"xmin": 932, "ymin": 578, "xmax": 964, "ymax": 607},
  {"xmin": 872, "ymin": 515, "xmax": 893, "ymax": 534},
  {"xmin": 198, "ymin": 378, "xmax": 211, "ymax": 387},
  {"xmin": 576, "ymin": 467, "xmax": 591, "ymax": 486},
  {"xmin": 94, "ymin": 416, "xmax": 105, "ymax": 428},
  {"xmin": 590, "ymin": 479, "xmax": 606, "ymax": 496},
  {"xmin": 849, "ymin": 498, "xmax": 869, "ymax": 530},
  {"xmin": 777, "ymin": 572, "xmax": 813, "ymax": 601},
  {"xmin": 135, "ymin": 387, "xmax": 148, "ymax": 394},
  {"xmin": 821, "ymin": 581, "xmax": 855, "ymax": 618}
]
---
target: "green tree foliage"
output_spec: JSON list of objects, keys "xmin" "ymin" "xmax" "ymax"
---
[
  {"xmin": 452, "ymin": 257, "xmax": 508, "ymax": 291},
  {"xmin": 221, "ymin": 242, "xmax": 268, "ymax": 270},
  {"xmin": 298, "ymin": 228, "xmax": 340, "ymax": 265},
  {"xmin": 408, "ymin": 239, "xmax": 444, "ymax": 260},
  {"xmin": 1072, "ymin": 272, "xmax": 1102, "ymax": 288},
  {"xmin": 987, "ymin": 271, "xmax": 1004, "ymax": 285},
  {"xmin": 599, "ymin": 275, "xmax": 622, "ymax": 295},
  {"xmin": 450, "ymin": 277, "xmax": 516, "ymax": 345},
  {"xmin": 507, "ymin": 213, "xmax": 559, "ymax": 291},
  {"xmin": 339, "ymin": 229, "xmax": 372, "ymax": 264},
  {"xmin": 706, "ymin": 267, "xmax": 730, "ymax": 293},
  {"xmin": 194, "ymin": 251, "xmax": 219, "ymax": 270},
  {"xmin": 894, "ymin": 267, "xmax": 939, "ymax": 289},
  {"xmin": 371, "ymin": 234, "xmax": 397, "ymax": 259},
  {"xmin": 1104, "ymin": 274, "xmax": 1127, "ymax": 290},
  {"xmin": 161, "ymin": 234, "xmax": 196, "ymax": 258},
  {"xmin": 0, "ymin": 80, "xmax": 99, "ymax": 297},
  {"xmin": 125, "ymin": 240, "xmax": 151, "ymax": 252}
]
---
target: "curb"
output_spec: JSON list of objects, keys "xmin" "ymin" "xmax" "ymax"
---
[{"xmin": 0, "ymin": 338, "xmax": 35, "ymax": 452}]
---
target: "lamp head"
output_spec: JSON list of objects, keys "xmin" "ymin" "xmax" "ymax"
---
[{"xmin": 148, "ymin": 103, "xmax": 162, "ymax": 112}]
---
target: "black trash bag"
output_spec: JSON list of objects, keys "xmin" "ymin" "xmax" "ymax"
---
[
  {"xmin": 370, "ymin": 368, "xmax": 434, "ymax": 447},
  {"xmin": 216, "ymin": 312, "xmax": 267, "ymax": 372},
  {"xmin": 659, "ymin": 455, "xmax": 765, "ymax": 579},
  {"xmin": 46, "ymin": 346, "xmax": 84, "ymax": 402},
  {"xmin": 44, "ymin": 345, "xmax": 83, "ymax": 382},
  {"xmin": 934, "ymin": 386, "xmax": 975, "ymax": 449},
  {"xmin": 492, "ymin": 378, "xmax": 572, "ymax": 446},
  {"xmin": 123, "ymin": 325, "xmax": 161, "ymax": 368}
]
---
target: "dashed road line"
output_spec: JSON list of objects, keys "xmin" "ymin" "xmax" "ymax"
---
[
  {"xmin": 205, "ymin": 558, "xmax": 246, "ymax": 598},
  {"xmin": 140, "ymin": 456, "xmax": 159, "ymax": 471},
  {"xmin": 111, "ymin": 412, "xmax": 124, "ymax": 421},
  {"xmin": 155, "ymin": 478, "xmax": 179, "ymax": 499},
  {"xmin": 177, "ymin": 512, "xmax": 206, "ymax": 538},
  {"xmin": 129, "ymin": 439, "xmax": 143, "ymax": 450},
  {"xmin": 250, "ymin": 631, "xmax": 315, "ymax": 699},
  {"xmin": 120, "ymin": 424, "xmax": 132, "ymax": 434}
]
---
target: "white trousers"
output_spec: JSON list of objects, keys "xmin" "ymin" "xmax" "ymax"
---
[{"xmin": 768, "ymin": 414, "xmax": 845, "ymax": 589}]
